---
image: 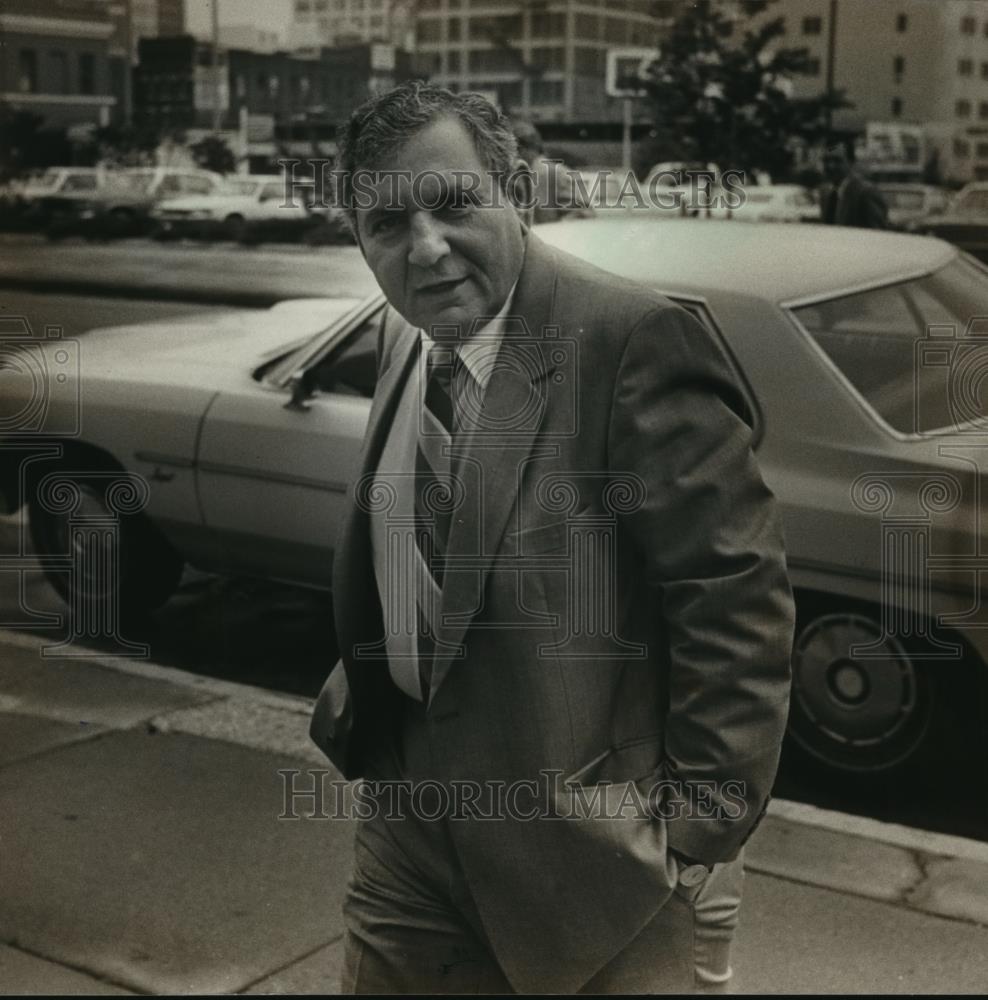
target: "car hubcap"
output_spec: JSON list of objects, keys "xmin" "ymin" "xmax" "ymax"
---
[{"xmin": 789, "ymin": 612, "xmax": 931, "ymax": 771}]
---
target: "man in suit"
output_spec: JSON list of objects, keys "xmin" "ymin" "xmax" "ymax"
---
[
  {"xmin": 820, "ymin": 144, "xmax": 889, "ymax": 229},
  {"xmin": 310, "ymin": 82, "xmax": 794, "ymax": 994}
]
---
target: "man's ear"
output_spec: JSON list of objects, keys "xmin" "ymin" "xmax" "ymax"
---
[{"xmin": 506, "ymin": 156, "xmax": 535, "ymax": 228}]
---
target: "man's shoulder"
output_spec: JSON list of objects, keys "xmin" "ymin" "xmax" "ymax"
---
[{"xmin": 538, "ymin": 236, "xmax": 676, "ymax": 328}]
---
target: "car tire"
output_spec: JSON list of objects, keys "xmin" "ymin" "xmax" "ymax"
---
[
  {"xmin": 786, "ymin": 596, "xmax": 939, "ymax": 774},
  {"xmin": 224, "ymin": 214, "xmax": 247, "ymax": 242},
  {"xmin": 26, "ymin": 456, "xmax": 184, "ymax": 619},
  {"xmin": 107, "ymin": 207, "xmax": 135, "ymax": 238}
]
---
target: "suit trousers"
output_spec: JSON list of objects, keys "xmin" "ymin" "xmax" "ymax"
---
[{"xmin": 340, "ymin": 696, "xmax": 745, "ymax": 995}]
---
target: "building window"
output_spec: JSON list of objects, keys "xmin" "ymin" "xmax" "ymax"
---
[
  {"xmin": 896, "ymin": 13, "xmax": 908, "ymax": 32},
  {"xmin": 78, "ymin": 52, "xmax": 95, "ymax": 95},
  {"xmin": 955, "ymin": 138, "xmax": 971, "ymax": 158},
  {"xmin": 891, "ymin": 97, "xmax": 902, "ymax": 117},
  {"xmin": 604, "ymin": 17, "xmax": 628, "ymax": 44},
  {"xmin": 893, "ymin": 55, "xmax": 904, "ymax": 77},
  {"xmin": 804, "ymin": 57, "xmax": 820, "ymax": 76},
  {"xmin": 802, "ymin": 16, "xmax": 822, "ymax": 35},
  {"xmin": 49, "ymin": 50, "xmax": 70, "ymax": 93},
  {"xmin": 575, "ymin": 13, "xmax": 599, "ymax": 40},
  {"xmin": 448, "ymin": 17, "xmax": 461, "ymax": 41},
  {"xmin": 961, "ymin": 15, "xmax": 976, "ymax": 34},
  {"xmin": 530, "ymin": 78, "xmax": 564, "ymax": 105},
  {"xmin": 978, "ymin": 142, "xmax": 988, "ymax": 159},
  {"xmin": 417, "ymin": 20, "xmax": 441, "ymax": 42},
  {"xmin": 980, "ymin": 101, "xmax": 988, "ymax": 119},
  {"xmin": 959, "ymin": 58, "xmax": 973, "ymax": 76},
  {"xmin": 532, "ymin": 46, "xmax": 565, "ymax": 72},
  {"xmin": 447, "ymin": 50, "xmax": 460, "ymax": 72},
  {"xmin": 982, "ymin": 62, "xmax": 988, "ymax": 79},
  {"xmin": 468, "ymin": 47, "xmax": 519, "ymax": 73},
  {"xmin": 531, "ymin": 13, "xmax": 565, "ymax": 38},
  {"xmin": 957, "ymin": 99, "xmax": 972, "ymax": 117},
  {"xmin": 17, "ymin": 49, "xmax": 38, "ymax": 93}
]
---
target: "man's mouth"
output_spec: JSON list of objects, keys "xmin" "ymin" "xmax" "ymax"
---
[{"xmin": 418, "ymin": 277, "xmax": 468, "ymax": 296}]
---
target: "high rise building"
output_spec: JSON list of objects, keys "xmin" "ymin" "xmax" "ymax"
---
[
  {"xmin": 0, "ymin": 0, "xmax": 117, "ymax": 128},
  {"xmin": 287, "ymin": 0, "xmax": 415, "ymax": 49},
  {"xmin": 413, "ymin": 0, "xmax": 664, "ymax": 124}
]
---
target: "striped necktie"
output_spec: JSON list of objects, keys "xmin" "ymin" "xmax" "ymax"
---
[{"xmin": 414, "ymin": 340, "xmax": 461, "ymax": 697}]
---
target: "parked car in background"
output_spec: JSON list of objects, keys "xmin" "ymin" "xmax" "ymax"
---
[
  {"xmin": 643, "ymin": 160, "xmax": 722, "ymax": 215},
  {"xmin": 3, "ymin": 221, "xmax": 987, "ymax": 778},
  {"xmin": 876, "ymin": 183, "xmax": 950, "ymax": 230},
  {"xmin": 717, "ymin": 183, "xmax": 819, "ymax": 223},
  {"xmin": 13, "ymin": 167, "xmax": 107, "ymax": 229},
  {"xmin": 909, "ymin": 181, "xmax": 988, "ymax": 261},
  {"xmin": 151, "ymin": 173, "xmax": 351, "ymax": 244},
  {"xmin": 51, "ymin": 167, "xmax": 226, "ymax": 238}
]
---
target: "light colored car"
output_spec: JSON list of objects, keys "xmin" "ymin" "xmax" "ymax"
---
[
  {"xmin": 911, "ymin": 181, "xmax": 988, "ymax": 262},
  {"xmin": 63, "ymin": 167, "xmax": 227, "ymax": 237},
  {"xmin": 718, "ymin": 183, "xmax": 820, "ymax": 223},
  {"xmin": 151, "ymin": 173, "xmax": 340, "ymax": 242},
  {"xmin": 3, "ymin": 221, "xmax": 987, "ymax": 776},
  {"xmin": 876, "ymin": 183, "xmax": 950, "ymax": 230}
]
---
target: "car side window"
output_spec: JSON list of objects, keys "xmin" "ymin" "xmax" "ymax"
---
[
  {"xmin": 306, "ymin": 308, "xmax": 384, "ymax": 398},
  {"xmin": 63, "ymin": 175, "xmax": 97, "ymax": 192},
  {"xmin": 181, "ymin": 175, "xmax": 214, "ymax": 195},
  {"xmin": 260, "ymin": 182, "xmax": 283, "ymax": 202},
  {"xmin": 159, "ymin": 175, "xmax": 182, "ymax": 196}
]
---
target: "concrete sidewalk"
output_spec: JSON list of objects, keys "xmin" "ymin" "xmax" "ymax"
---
[{"xmin": 2, "ymin": 631, "xmax": 988, "ymax": 995}]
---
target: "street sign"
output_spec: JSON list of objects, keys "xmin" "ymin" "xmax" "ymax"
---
[{"xmin": 605, "ymin": 47, "xmax": 656, "ymax": 98}]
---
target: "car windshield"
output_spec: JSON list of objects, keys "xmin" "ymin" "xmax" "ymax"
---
[
  {"xmin": 879, "ymin": 189, "xmax": 925, "ymax": 210},
  {"xmin": 792, "ymin": 257, "xmax": 988, "ymax": 434},
  {"xmin": 32, "ymin": 170, "xmax": 63, "ymax": 189}
]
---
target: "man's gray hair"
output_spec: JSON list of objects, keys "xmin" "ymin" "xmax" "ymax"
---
[{"xmin": 336, "ymin": 81, "xmax": 519, "ymax": 225}]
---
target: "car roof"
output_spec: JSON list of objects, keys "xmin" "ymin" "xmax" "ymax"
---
[{"xmin": 534, "ymin": 218, "xmax": 957, "ymax": 302}]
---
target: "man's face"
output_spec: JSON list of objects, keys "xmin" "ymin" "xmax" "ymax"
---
[{"xmin": 353, "ymin": 115, "xmax": 526, "ymax": 336}]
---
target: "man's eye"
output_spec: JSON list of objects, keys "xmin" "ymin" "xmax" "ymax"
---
[{"xmin": 371, "ymin": 215, "xmax": 401, "ymax": 235}]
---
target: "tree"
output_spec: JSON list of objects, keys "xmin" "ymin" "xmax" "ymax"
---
[
  {"xmin": 640, "ymin": 0, "xmax": 850, "ymax": 180},
  {"xmin": 189, "ymin": 135, "xmax": 236, "ymax": 174},
  {"xmin": 0, "ymin": 104, "xmax": 73, "ymax": 179}
]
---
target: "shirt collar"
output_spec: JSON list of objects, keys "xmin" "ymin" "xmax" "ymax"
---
[{"xmin": 420, "ymin": 280, "xmax": 518, "ymax": 393}]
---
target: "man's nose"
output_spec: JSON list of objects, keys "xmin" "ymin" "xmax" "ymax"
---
[{"xmin": 407, "ymin": 213, "xmax": 450, "ymax": 269}]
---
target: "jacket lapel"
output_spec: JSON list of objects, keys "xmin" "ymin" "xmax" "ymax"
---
[
  {"xmin": 332, "ymin": 313, "xmax": 419, "ymax": 652},
  {"xmin": 429, "ymin": 234, "xmax": 560, "ymax": 701}
]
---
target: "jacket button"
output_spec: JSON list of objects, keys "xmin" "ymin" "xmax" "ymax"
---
[{"xmin": 679, "ymin": 864, "xmax": 709, "ymax": 887}]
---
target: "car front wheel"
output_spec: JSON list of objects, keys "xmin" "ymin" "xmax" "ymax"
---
[
  {"xmin": 787, "ymin": 599, "xmax": 938, "ymax": 773},
  {"xmin": 27, "ymin": 460, "xmax": 184, "ymax": 620}
]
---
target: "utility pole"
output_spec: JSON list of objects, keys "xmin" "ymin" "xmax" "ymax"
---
[
  {"xmin": 212, "ymin": 0, "xmax": 223, "ymax": 132},
  {"xmin": 825, "ymin": 0, "xmax": 838, "ymax": 141}
]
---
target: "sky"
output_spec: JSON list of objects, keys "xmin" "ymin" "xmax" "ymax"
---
[{"xmin": 185, "ymin": 0, "xmax": 293, "ymax": 37}]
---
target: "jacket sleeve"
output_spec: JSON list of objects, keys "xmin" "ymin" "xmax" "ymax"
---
[{"xmin": 607, "ymin": 305, "xmax": 794, "ymax": 864}]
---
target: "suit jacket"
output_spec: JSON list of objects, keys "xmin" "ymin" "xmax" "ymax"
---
[
  {"xmin": 823, "ymin": 172, "xmax": 889, "ymax": 229},
  {"xmin": 310, "ymin": 230, "xmax": 794, "ymax": 993}
]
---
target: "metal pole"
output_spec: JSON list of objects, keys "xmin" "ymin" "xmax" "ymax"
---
[
  {"xmin": 212, "ymin": 0, "xmax": 222, "ymax": 132},
  {"xmin": 825, "ymin": 0, "xmax": 838, "ymax": 141},
  {"xmin": 622, "ymin": 96, "xmax": 632, "ymax": 172}
]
